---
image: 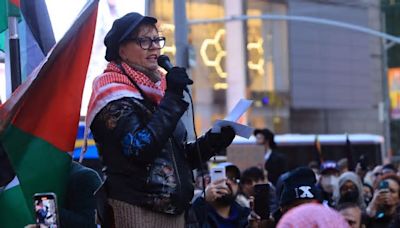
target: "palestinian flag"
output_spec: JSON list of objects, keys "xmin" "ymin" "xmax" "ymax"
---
[
  {"xmin": 0, "ymin": 0, "xmax": 55, "ymax": 81},
  {"xmin": 0, "ymin": 1, "xmax": 20, "ymax": 42},
  {"xmin": 0, "ymin": 0, "xmax": 98, "ymax": 227}
]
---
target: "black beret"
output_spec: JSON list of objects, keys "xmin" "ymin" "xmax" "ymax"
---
[{"xmin": 104, "ymin": 12, "xmax": 157, "ymax": 61}]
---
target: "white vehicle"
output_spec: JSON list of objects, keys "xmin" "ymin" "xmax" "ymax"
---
[{"xmin": 227, "ymin": 134, "xmax": 384, "ymax": 171}]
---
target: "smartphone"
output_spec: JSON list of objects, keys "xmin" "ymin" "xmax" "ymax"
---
[
  {"xmin": 210, "ymin": 167, "xmax": 226, "ymax": 183},
  {"xmin": 379, "ymin": 180, "xmax": 389, "ymax": 190},
  {"xmin": 33, "ymin": 192, "xmax": 59, "ymax": 228},
  {"xmin": 253, "ymin": 184, "xmax": 270, "ymax": 220}
]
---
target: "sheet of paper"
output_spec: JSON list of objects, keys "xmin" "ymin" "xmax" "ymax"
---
[
  {"xmin": 212, "ymin": 119, "xmax": 254, "ymax": 138},
  {"xmin": 211, "ymin": 99, "xmax": 254, "ymax": 138},
  {"xmin": 224, "ymin": 99, "xmax": 253, "ymax": 122}
]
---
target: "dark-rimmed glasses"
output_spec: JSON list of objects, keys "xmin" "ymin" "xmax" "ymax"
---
[
  {"xmin": 126, "ymin": 36, "xmax": 166, "ymax": 50},
  {"xmin": 226, "ymin": 176, "xmax": 240, "ymax": 184}
]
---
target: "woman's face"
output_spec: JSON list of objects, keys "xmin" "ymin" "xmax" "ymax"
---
[
  {"xmin": 339, "ymin": 180, "xmax": 359, "ymax": 203},
  {"xmin": 340, "ymin": 180, "xmax": 357, "ymax": 196},
  {"xmin": 363, "ymin": 185, "xmax": 372, "ymax": 204},
  {"xmin": 118, "ymin": 24, "xmax": 161, "ymax": 71},
  {"xmin": 320, "ymin": 174, "xmax": 338, "ymax": 194}
]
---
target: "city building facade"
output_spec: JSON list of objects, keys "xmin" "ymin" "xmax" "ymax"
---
[{"xmin": 148, "ymin": 0, "xmax": 387, "ymax": 148}]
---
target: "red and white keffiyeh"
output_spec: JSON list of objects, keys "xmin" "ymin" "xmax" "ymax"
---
[{"xmin": 80, "ymin": 61, "xmax": 166, "ymax": 161}]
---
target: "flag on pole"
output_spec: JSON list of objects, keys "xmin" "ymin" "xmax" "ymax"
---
[
  {"xmin": 1, "ymin": 0, "xmax": 21, "ymax": 52},
  {"xmin": 1, "ymin": 0, "xmax": 55, "ymax": 82},
  {"xmin": 0, "ymin": 1, "xmax": 20, "ymax": 40},
  {"xmin": 0, "ymin": 1, "xmax": 98, "ymax": 227}
]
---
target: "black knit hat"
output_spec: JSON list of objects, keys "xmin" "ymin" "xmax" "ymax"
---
[
  {"xmin": 254, "ymin": 128, "xmax": 277, "ymax": 149},
  {"xmin": 104, "ymin": 12, "xmax": 157, "ymax": 61},
  {"xmin": 280, "ymin": 167, "xmax": 320, "ymax": 206}
]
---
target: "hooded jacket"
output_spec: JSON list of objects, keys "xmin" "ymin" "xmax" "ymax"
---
[{"xmin": 333, "ymin": 171, "xmax": 365, "ymax": 209}]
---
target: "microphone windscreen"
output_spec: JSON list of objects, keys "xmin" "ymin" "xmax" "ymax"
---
[{"xmin": 157, "ymin": 55, "xmax": 173, "ymax": 71}]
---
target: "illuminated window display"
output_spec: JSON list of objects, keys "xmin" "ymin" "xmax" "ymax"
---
[
  {"xmin": 149, "ymin": 0, "xmax": 290, "ymax": 133},
  {"xmin": 246, "ymin": 1, "xmax": 290, "ymax": 133}
]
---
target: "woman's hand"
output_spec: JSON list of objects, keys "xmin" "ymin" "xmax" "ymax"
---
[
  {"xmin": 165, "ymin": 67, "xmax": 193, "ymax": 96},
  {"xmin": 206, "ymin": 126, "xmax": 236, "ymax": 150},
  {"xmin": 367, "ymin": 188, "xmax": 390, "ymax": 217}
]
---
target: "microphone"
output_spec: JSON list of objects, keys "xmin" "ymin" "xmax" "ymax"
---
[
  {"xmin": 157, "ymin": 55, "xmax": 174, "ymax": 72},
  {"xmin": 157, "ymin": 55, "xmax": 190, "ymax": 93}
]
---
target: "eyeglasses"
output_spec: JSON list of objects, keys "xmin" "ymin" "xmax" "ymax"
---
[
  {"xmin": 226, "ymin": 176, "xmax": 240, "ymax": 184},
  {"xmin": 126, "ymin": 36, "xmax": 166, "ymax": 50}
]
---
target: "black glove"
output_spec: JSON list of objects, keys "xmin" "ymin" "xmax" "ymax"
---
[
  {"xmin": 165, "ymin": 67, "xmax": 193, "ymax": 96},
  {"xmin": 206, "ymin": 126, "xmax": 236, "ymax": 150}
]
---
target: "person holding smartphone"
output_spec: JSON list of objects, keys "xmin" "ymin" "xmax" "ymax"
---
[
  {"xmin": 24, "ymin": 160, "xmax": 102, "ymax": 228},
  {"xmin": 237, "ymin": 166, "xmax": 279, "ymax": 214},
  {"xmin": 365, "ymin": 174, "xmax": 400, "ymax": 227},
  {"xmin": 189, "ymin": 163, "xmax": 251, "ymax": 227}
]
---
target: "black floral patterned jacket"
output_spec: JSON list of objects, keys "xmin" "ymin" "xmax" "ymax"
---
[{"xmin": 91, "ymin": 92, "xmax": 220, "ymax": 215}]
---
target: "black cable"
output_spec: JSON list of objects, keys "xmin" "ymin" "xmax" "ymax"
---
[
  {"xmin": 186, "ymin": 91, "xmax": 209, "ymax": 223},
  {"xmin": 187, "ymin": 92, "xmax": 206, "ymax": 194}
]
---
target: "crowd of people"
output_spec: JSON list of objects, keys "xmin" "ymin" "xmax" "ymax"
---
[{"xmin": 188, "ymin": 128, "xmax": 400, "ymax": 228}]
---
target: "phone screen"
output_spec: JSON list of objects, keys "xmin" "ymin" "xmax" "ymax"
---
[
  {"xmin": 253, "ymin": 184, "xmax": 270, "ymax": 219},
  {"xmin": 34, "ymin": 193, "xmax": 58, "ymax": 228},
  {"xmin": 379, "ymin": 180, "xmax": 389, "ymax": 190},
  {"xmin": 210, "ymin": 167, "xmax": 226, "ymax": 183}
]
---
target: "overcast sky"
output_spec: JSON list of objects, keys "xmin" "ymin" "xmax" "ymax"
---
[
  {"xmin": 0, "ymin": 0, "xmax": 145, "ymax": 103},
  {"xmin": 45, "ymin": 0, "xmax": 145, "ymax": 41}
]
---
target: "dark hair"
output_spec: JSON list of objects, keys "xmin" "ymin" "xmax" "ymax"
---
[
  {"xmin": 253, "ymin": 128, "xmax": 276, "ymax": 149},
  {"xmin": 225, "ymin": 165, "xmax": 241, "ymax": 181},
  {"xmin": 357, "ymin": 154, "xmax": 369, "ymax": 171},
  {"xmin": 240, "ymin": 167, "xmax": 264, "ymax": 185},
  {"xmin": 382, "ymin": 163, "xmax": 398, "ymax": 173},
  {"xmin": 308, "ymin": 161, "xmax": 320, "ymax": 170},
  {"xmin": 363, "ymin": 183, "xmax": 374, "ymax": 195}
]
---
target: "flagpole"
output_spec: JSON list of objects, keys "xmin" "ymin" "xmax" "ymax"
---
[{"xmin": 8, "ymin": 16, "xmax": 21, "ymax": 92}]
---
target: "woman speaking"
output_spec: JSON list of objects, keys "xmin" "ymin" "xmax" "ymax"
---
[{"xmin": 86, "ymin": 12, "xmax": 235, "ymax": 227}]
